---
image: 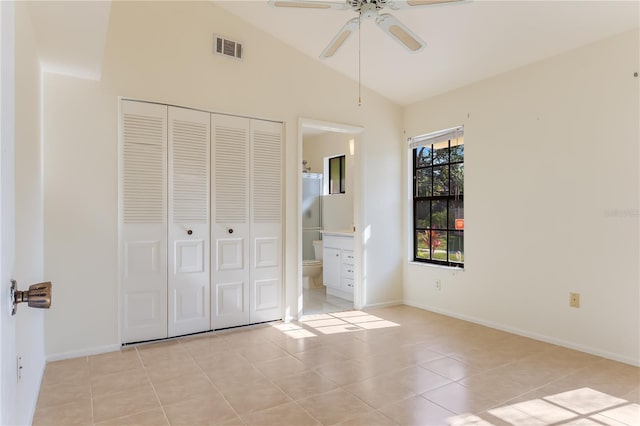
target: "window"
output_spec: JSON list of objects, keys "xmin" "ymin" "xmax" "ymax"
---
[
  {"xmin": 328, "ymin": 155, "xmax": 346, "ymax": 194},
  {"xmin": 411, "ymin": 127, "xmax": 464, "ymax": 267}
]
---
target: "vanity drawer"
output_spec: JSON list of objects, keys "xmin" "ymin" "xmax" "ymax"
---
[
  {"xmin": 342, "ymin": 263, "xmax": 355, "ymax": 279},
  {"xmin": 342, "ymin": 278, "xmax": 354, "ymax": 293},
  {"xmin": 342, "ymin": 250, "xmax": 355, "ymax": 265}
]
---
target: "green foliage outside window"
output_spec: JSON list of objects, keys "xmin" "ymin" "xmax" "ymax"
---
[{"xmin": 413, "ymin": 138, "xmax": 464, "ymax": 267}]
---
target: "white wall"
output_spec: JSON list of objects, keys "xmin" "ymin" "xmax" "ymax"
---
[
  {"xmin": 403, "ymin": 30, "xmax": 640, "ymax": 365},
  {"xmin": 303, "ymin": 132, "xmax": 355, "ymax": 231},
  {"xmin": 43, "ymin": 1, "xmax": 403, "ymax": 358}
]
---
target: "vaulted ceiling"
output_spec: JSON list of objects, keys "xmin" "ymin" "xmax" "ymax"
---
[
  {"xmin": 216, "ymin": 0, "xmax": 640, "ymax": 105},
  {"xmin": 25, "ymin": 1, "xmax": 639, "ymax": 106}
]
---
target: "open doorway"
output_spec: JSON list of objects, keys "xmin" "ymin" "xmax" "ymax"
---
[{"xmin": 297, "ymin": 119, "xmax": 363, "ymax": 318}]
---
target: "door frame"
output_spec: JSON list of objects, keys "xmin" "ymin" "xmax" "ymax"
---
[{"xmin": 296, "ymin": 118, "xmax": 364, "ymax": 319}]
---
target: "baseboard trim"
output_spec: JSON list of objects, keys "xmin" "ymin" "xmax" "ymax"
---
[
  {"xmin": 46, "ymin": 344, "xmax": 121, "ymax": 363},
  {"xmin": 403, "ymin": 300, "xmax": 640, "ymax": 367},
  {"xmin": 364, "ymin": 300, "xmax": 403, "ymax": 310}
]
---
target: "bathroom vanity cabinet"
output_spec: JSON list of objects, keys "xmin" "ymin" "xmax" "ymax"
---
[{"xmin": 322, "ymin": 232, "xmax": 354, "ymax": 301}]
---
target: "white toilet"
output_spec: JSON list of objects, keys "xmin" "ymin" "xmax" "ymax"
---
[{"xmin": 303, "ymin": 240, "xmax": 323, "ymax": 289}]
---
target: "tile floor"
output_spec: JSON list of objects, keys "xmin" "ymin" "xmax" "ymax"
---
[
  {"xmin": 303, "ymin": 287, "xmax": 353, "ymax": 316},
  {"xmin": 34, "ymin": 305, "xmax": 640, "ymax": 426}
]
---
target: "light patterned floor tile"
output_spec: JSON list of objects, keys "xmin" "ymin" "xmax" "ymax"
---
[
  {"xmin": 241, "ymin": 401, "xmax": 320, "ymax": 425},
  {"xmin": 90, "ymin": 367, "xmax": 150, "ymax": 398},
  {"xmin": 222, "ymin": 380, "xmax": 292, "ymax": 415},
  {"xmin": 88, "ymin": 349, "xmax": 142, "ymax": 376},
  {"xmin": 297, "ymin": 389, "xmax": 374, "ymax": 425},
  {"xmin": 163, "ymin": 392, "xmax": 238, "ymax": 425},
  {"xmin": 422, "ymin": 382, "xmax": 499, "ymax": 415},
  {"xmin": 335, "ymin": 410, "xmax": 398, "ymax": 426},
  {"xmin": 272, "ymin": 370, "xmax": 339, "ymax": 400},
  {"xmin": 32, "ymin": 398, "xmax": 92, "ymax": 426},
  {"xmin": 92, "ymin": 382, "xmax": 160, "ymax": 423},
  {"xmin": 152, "ymin": 372, "xmax": 218, "ymax": 406},
  {"xmin": 94, "ymin": 408, "xmax": 169, "ymax": 426},
  {"xmin": 31, "ymin": 305, "xmax": 640, "ymax": 426},
  {"xmin": 378, "ymin": 395, "xmax": 457, "ymax": 426}
]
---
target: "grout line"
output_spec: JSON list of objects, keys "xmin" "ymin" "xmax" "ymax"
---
[
  {"xmin": 187, "ymin": 339, "xmax": 250, "ymax": 424},
  {"xmin": 135, "ymin": 346, "xmax": 171, "ymax": 426},
  {"xmin": 35, "ymin": 307, "xmax": 639, "ymax": 426},
  {"xmin": 78, "ymin": 355, "xmax": 96, "ymax": 426}
]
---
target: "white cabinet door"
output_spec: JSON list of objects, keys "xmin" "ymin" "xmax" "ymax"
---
[
  {"xmin": 168, "ymin": 106, "xmax": 210, "ymax": 337},
  {"xmin": 211, "ymin": 114, "xmax": 250, "ymax": 329},
  {"xmin": 120, "ymin": 100, "xmax": 168, "ymax": 343},
  {"xmin": 323, "ymin": 247, "xmax": 341, "ymax": 289},
  {"xmin": 250, "ymin": 119, "xmax": 282, "ymax": 323}
]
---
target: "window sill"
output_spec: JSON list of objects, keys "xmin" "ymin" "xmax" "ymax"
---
[{"xmin": 408, "ymin": 261, "xmax": 465, "ymax": 272}]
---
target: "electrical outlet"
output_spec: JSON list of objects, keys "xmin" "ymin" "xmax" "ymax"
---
[
  {"xmin": 570, "ymin": 292, "xmax": 580, "ymax": 308},
  {"xmin": 435, "ymin": 280, "xmax": 442, "ymax": 291}
]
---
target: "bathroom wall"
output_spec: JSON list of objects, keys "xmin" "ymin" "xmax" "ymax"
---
[{"xmin": 303, "ymin": 132, "xmax": 355, "ymax": 232}]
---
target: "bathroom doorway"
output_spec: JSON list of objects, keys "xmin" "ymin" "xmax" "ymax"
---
[{"xmin": 298, "ymin": 119, "xmax": 364, "ymax": 318}]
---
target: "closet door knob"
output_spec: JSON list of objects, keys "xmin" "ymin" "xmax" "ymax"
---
[
  {"xmin": 228, "ymin": 228, "xmax": 234, "ymax": 234},
  {"xmin": 187, "ymin": 230, "xmax": 193, "ymax": 235}
]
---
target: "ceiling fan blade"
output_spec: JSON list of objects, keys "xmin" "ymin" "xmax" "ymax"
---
[
  {"xmin": 387, "ymin": 0, "xmax": 466, "ymax": 10},
  {"xmin": 268, "ymin": 0, "xmax": 350, "ymax": 10},
  {"xmin": 375, "ymin": 13, "xmax": 425, "ymax": 52},
  {"xmin": 320, "ymin": 17, "xmax": 359, "ymax": 59}
]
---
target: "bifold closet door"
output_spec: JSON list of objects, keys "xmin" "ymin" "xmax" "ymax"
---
[
  {"xmin": 211, "ymin": 114, "xmax": 251, "ymax": 329},
  {"xmin": 120, "ymin": 100, "xmax": 168, "ymax": 343},
  {"xmin": 168, "ymin": 107, "xmax": 211, "ymax": 337},
  {"xmin": 250, "ymin": 119, "xmax": 283, "ymax": 324}
]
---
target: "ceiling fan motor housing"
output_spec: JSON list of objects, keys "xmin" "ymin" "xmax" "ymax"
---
[
  {"xmin": 351, "ymin": 0, "xmax": 387, "ymax": 12},
  {"xmin": 360, "ymin": 3, "xmax": 380, "ymax": 19}
]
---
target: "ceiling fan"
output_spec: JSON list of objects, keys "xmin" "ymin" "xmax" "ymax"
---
[{"xmin": 267, "ymin": 0, "xmax": 465, "ymax": 58}]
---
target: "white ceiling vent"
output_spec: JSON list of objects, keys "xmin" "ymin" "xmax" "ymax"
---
[{"xmin": 214, "ymin": 35, "xmax": 243, "ymax": 60}]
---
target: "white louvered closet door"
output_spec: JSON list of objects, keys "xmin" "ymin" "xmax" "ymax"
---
[
  {"xmin": 211, "ymin": 114, "xmax": 251, "ymax": 329},
  {"xmin": 168, "ymin": 107, "xmax": 210, "ymax": 337},
  {"xmin": 250, "ymin": 120, "xmax": 283, "ymax": 324},
  {"xmin": 120, "ymin": 100, "xmax": 168, "ymax": 343}
]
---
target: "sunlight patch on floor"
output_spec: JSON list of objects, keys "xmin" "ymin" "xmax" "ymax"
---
[
  {"xmin": 273, "ymin": 310, "xmax": 401, "ymax": 337},
  {"xmin": 456, "ymin": 387, "xmax": 640, "ymax": 426},
  {"xmin": 545, "ymin": 387, "xmax": 627, "ymax": 414},
  {"xmin": 271, "ymin": 323, "xmax": 317, "ymax": 339},
  {"xmin": 302, "ymin": 310, "xmax": 399, "ymax": 334}
]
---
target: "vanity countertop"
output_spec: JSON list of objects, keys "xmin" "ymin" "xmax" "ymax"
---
[{"xmin": 321, "ymin": 230, "xmax": 355, "ymax": 237}]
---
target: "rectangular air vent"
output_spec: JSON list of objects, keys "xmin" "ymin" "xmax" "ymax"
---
[{"xmin": 214, "ymin": 35, "xmax": 243, "ymax": 60}]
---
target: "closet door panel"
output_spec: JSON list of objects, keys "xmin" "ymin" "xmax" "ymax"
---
[
  {"xmin": 211, "ymin": 114, "xmax": 250, "ymax": 329},
  {"xmin": 168, "ymin": 106, "xmax": 211, "ymax": 337},
  {"xmin": 250, "ymin": 120, "xmax": 283, "ymax": 323},
  {"xmin": 120, "ymin": 100, "xmax": 168, "ymax": 343}
]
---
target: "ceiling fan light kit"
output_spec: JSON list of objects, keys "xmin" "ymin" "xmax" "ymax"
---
[{"xmin": 268, "ymin": 0, "xmax": 465, "ymax": 57}]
